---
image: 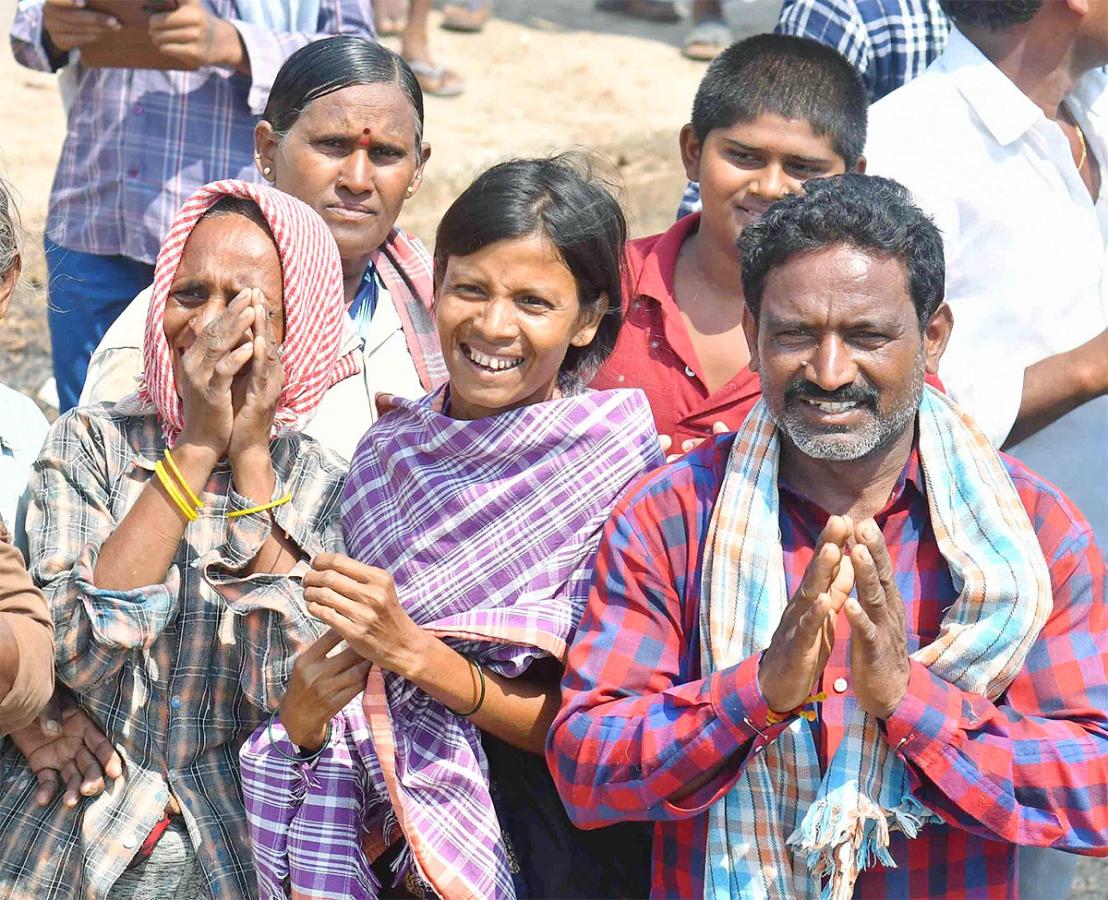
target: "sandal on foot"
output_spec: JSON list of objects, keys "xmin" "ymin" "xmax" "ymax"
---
[
  {"xmin": 682, "ymin": 18, "xmax": 731, "ymax": 61},
  {"xmin": 406, "ymin": 59, "xmax": 465, "ymax": 97},
  {"xmin": 442, "ymin": 0, "xmax": 491, "ymax": 32},
  {"xmin": 595, "ymin": 0, "xmax": 682, "ymax": 24}
]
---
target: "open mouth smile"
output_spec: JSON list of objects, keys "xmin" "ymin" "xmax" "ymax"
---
[
  {"xmin": 461, "ymin": 342, "xmax": 524, "ymax": 373},
  {"xmin": 802, "ymin": 398, "xmax": 860, "ymax": 415}
]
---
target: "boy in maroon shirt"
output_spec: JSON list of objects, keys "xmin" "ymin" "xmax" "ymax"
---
[{"xmin": 591, "ymin": 34, "xmax": 869, "ymax": 451}]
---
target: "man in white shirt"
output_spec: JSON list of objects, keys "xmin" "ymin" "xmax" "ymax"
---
[
  {"xmin": 866, "ymin": 0, "xmax": 1107, "ymax": 547},
  {"xmin": 865, "ymin": 2, "xmax": 1107, "ymax": 895}
]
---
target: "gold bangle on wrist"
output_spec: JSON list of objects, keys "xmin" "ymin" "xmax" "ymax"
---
[
  {"xmin": 163, "ymin": 447, "xmax": 203, "ymax": 511},
  {"xmin": 155, "ymin": 461, "xmax": 198, "ymax": 522},
  {"xmin": 226, "ymin": 493, "xmax": 293, "ymax": 519}
]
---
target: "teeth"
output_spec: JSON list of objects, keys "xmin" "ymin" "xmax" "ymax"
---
[
  {"xmin": 806, "ymin": 399, "xmax": 858, "ymax": 414},
  {"xmin": 463, "ymin": 344, "xmax": 524, "ymax": 372}
]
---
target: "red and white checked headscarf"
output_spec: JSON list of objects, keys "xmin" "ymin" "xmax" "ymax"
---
[{"xmin": 135, "ymin": 179, "xmax": 360, "ymax": 445}]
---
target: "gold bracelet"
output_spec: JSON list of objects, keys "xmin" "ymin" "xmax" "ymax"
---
[
  {"xmin": 155, "ymin": 461, "xmax": 198, "ymax": 522},
  {"xmin": 163, "ymin": 447, "xmax": 203, "ymax": 511},
  {"xmin": 226, "ymin": 492, "xmax": 293, "ymax": 519}
]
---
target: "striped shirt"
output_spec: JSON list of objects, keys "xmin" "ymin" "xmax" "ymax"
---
[
  {"xmin": 0, "ymin": 405, "xmax": 347, "ymax": 898},
  {"xmin": 549, "ymin": 435, "xmax": 1108, "ymax": 898},
  {"xmin": 10, "ymin": 1, "xmax": 375, "ymax": 263}
]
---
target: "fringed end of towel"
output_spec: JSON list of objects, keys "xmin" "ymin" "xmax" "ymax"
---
[{"xmin": 788, "ymin": 789, "xmax": 932, "ymax": 900}]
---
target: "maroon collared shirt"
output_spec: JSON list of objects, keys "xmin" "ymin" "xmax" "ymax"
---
[{"xmin": 590, "ymin": 214, "xmax": 762, "ymax": 447}]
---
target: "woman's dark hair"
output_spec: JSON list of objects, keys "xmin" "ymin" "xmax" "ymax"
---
[
  {"xmin": 691, "ymin": 34, "xmax": 868, "ymax": 167},
  {"xmin": 262, "ymin": 35, "xmax": 424, "ymax": 151},
  {"xmin": 740, "ymin": 174, "xmax": 945, "ymax": 327},
  {"xmin": 434, "ymin": 155, "xmax": 627, "ymax": 388}
]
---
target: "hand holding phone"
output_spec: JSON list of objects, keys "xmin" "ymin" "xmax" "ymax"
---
[{"xmin": 42, "ymin": 0, "xmax": 123, "ymax": 53}]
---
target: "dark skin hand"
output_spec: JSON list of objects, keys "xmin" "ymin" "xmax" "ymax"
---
[
  {"xmin": 672, "ymin": 515, "xmax": 855, "ymax": 804},
  {"xmin": 147, "ymin": 0, "xmax": 248, "ymax": 73},
  {"xmin": 758, "ymin": 514, "xmax": 855, "ymax": 713},
  {"xmin": 42, "ymin": 0, "xmax": 121, "ymax": 56},
  {"xmin": 279, "ymin": 629, "xmax": 372, "ymax": 750},
  {"xmin": 283, "ymin": 553, "xmax": 560, "ymax": 755},
  {"xmin": 8, "ymin": 688, "xmax": 123, "ymax": 808},
  {"xmin": 845, "ymin": 519, "xmax": 911, "ymax": 719}
]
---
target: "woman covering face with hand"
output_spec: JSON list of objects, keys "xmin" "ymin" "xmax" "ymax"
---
[
  {"xmin": 0, "ymin": 180, "xmax": 355, "ymax": 899},
  {"xmin": 240, "ymin": 157, "xmax": 662, "ymax": 899},
  {"xmin": 82, "ymin": 36, "xmax": 446, "ymax": 461}
]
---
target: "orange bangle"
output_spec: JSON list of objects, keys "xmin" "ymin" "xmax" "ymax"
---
[{"xmin": 765, "ymin": 691, "xmax": 827, "ymax": 726}]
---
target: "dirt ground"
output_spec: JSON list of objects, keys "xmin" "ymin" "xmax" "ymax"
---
[
  {"xmin": 0, "ymin": 0, "xmax": 780, "ymax": 406},
  {"xmin": 0, "ymin": 1, "xmax": 1105, "ymax": 895}
]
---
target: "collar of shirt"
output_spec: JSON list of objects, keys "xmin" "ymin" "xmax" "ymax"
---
[
  {"xmin": 629, "ymin": 210, "xmax": 700, "ymax": 306},
  {"xmin": 941, "ymin": 28, "xmax": 1046, "ymax": 146},
  {"xmin": 348, "ymin": 261, "xmax": 381, "ymax": 342},
  {"xmin": 778, "ymin": 444, "xmax": 926, "ymax": 538},
  {"xmin": 603, "ymin": 213, "xmax": 761, "ymax": 441}
]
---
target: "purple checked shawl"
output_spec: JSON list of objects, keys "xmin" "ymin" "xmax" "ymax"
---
[{"xmin": 340, "ymin": 385, "xmax": 661, "ymax": 899}]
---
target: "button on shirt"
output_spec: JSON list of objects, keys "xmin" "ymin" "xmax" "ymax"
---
[
  {"xmin": 10, "ymin": 1, "xmax": 376, "ymax": 263},
  {"xmin": 590, "ymin": 214, "xmax": 762, "ymax": 446},
  {"xmin": 866, "ymin": 28, "xmax": 1108, "ymax": 547},
  {"xmin": 549, "ymin": 435, "xmax": 1108, "ymax": 899}
]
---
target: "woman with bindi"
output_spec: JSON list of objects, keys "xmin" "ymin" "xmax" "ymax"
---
[{"xmin": 81, "ymin": 36, "xmax": 445, "ymax": 462}]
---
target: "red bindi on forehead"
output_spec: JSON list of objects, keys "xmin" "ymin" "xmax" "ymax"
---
[{"xmin": 356, "ymin": 128, "xmax": 371, "ymax": 149}]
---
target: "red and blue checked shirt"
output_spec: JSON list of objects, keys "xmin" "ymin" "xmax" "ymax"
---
[
  {"xmin": 11, "ymin": 1, "xmax": 375, "ymax": 264},
  {"xmin": 549, "ymin": 435, "xmax": 1108, "ymax": 898}
]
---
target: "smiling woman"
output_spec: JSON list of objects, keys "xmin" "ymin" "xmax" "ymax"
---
[
  {"xmin": 239, "ymin": 157, "xmax": 662, "ymax": 900},
  {"xmin": 432, "ymin": 157, "xmax": 625, "ymax": 418},
  {"xmin": 80, "ymin": 36, "xmax": 447, "ymax": 462}
]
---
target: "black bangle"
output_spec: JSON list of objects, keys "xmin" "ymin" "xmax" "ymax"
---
[
  {"xmin": 268, "ymin": 716, "xmax": 331, "ymax": 764},
  {"xmin": 450, "ymin": 656, "xmax": 487, "ymax": 718}
]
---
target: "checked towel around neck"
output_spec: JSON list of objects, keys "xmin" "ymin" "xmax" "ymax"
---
[
  {"xmin": 339, "ymin": 386, "xmax": 661, "ymax": 899},
  {"xmin": 700, "ymin": 386, "xmax": 1053, "ymax": 899}
]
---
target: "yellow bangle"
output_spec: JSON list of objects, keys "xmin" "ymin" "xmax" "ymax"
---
[
  {"xmin": 226, "ymin": 492, "xmax": 293, "ymax": 519},
  {"xmin": 163, "ymin": 448, "xmax": 203, "ymax": 511},
  {"xmin": 155, "ymin": 461, "xmax": 198, "ymax": 522}
]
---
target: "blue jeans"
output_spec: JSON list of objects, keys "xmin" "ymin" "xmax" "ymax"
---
[
  {"xmin": 44, "ymin": 238, "xmax": 155, "ymax": 412},
  {"xmin": 1019, "ymin": 846, "xmax": 1077, "ymax": 899}
]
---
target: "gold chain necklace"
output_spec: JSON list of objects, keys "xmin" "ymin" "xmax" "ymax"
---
[
  {"xmin": 1066, "ymin": 106, "xmax": 1088, "ymax": 171},
  {"xmin": 1074, "ymin": 120, "xmax": 1088, "ymax": 171}
]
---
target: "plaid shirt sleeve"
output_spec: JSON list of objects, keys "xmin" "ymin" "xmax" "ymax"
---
[
  {"xmin": 548, "ymin": 463, "xmax": 795, "ymax": 827},
  {"xmin": 776, "ymin": 0, "xmax": 872, "ymax": 86},
  {"xmin": 884, "ymin": 468, "xmax": 1108, "ymax": 853},
  {"xmin": 10, "ymin": 2, "xmax": 58, "ymax": 72},
  {"xmin": 199, "ymin": 440, "xmax": 346, "ymax": 712},
  {"xmin": 229, "ymin": 0, "xmax": 376, "ymax": 114},
  {"xmin": 27, "ymin": 410, "xmax": 186, "ymax": 694}
]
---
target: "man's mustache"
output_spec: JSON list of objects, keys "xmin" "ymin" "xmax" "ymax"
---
[{"xmin": 784, "ymin": 380, "xmax": 879, "ymax": 406}]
